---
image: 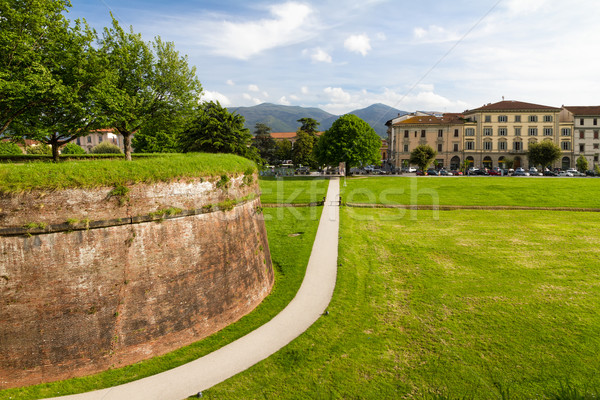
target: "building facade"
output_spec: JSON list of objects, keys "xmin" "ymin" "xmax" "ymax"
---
[
  {"xmin": 75, "ymin": 129, "xmax": 126, "ymax": 153},
  {"xmin": 561, "ymin": 106, "xmax": 600, "ymax": 168},
  {"xmin": 388, "ymin": 100, "xmax": 577, "ymax": 170}
]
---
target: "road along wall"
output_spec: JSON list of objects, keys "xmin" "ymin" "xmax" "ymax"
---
[{"xmin": 0, "ymin": 174, "xmax": 273, "ymax": 389}]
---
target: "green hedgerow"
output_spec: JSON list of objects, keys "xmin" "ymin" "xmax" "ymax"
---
[
  {"xmin": 90, "ymin": 142, "xmax": 123, "ymax": 154},
  {"xmin": 61, "ymin": 143, "xmax": 87, "ymax": 155},
  {"xmin": 0, "ymin": 142, "xmax": 23, "ymax": 155}
]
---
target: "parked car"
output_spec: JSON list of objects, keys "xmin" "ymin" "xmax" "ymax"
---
[
  {"xmin": 488, "ymin": 169, "xmax": 501, "ymax": 176},
  {"xmin": 416, "ymin": 170, "xmax": 425, "ymax": 176},
  {"xmin": 513, "ymin": 168, "xmax": 530, "ymax": 176},
  {"xmin": 529, "ymin": 167, "xmax": 543, "ymax": 176},
  {"xmin": 586, "ymin": 170, "xmax": 597, "ymax": 176},
  {"xmin": 567, "ymin": 169, "xmax": 585, "ymax": 177},
  {"xmin": 471, "ymin": 169, "xmax": 489, "ymax": 176},
  {"xmin": 450, "ymin": 170, "xmax": 463, "ymax": 176},
  {"xmin": 402, "ymin": 167, "xmax": 417, "ymax": 173},
  {"xmin": 426, "ymin": 169, "xmax": 439, "ymax": 176},
  {"xmin": 558, "ymin": 170, "xmax": 573, "ymax": 177},
  {"xmin": 543, "ymin": 170, "xmax": 557, "ymax": 176},
  {"xmin": 439, "ymin": 169, "xmax": 453, "ymax": 176}
]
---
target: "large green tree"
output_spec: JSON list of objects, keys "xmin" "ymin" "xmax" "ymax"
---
[
  {"xmin": 275, "ymin": 139, "xmax": 293, "ymax": 163},
  {"xmin": 409, "ymin": 144, "xmax": 437, "ymax": 172},
  {"xmin": 179, "ymin": 101, "xmax": 259, "ymax": 161},
  {"xmin": 315, "ymin": 114, "xmax": 381, "ymax": 171},
  {"xmin": 251, "ymin": 123, "xmax": 277, "ymax": 164},
  {"xmin": 576, "ymin": 154, "xmax": 589, "ymax": 172},
  {"xmin": 527, "ymin": 141, "xmax": 562, "ymax": 170},
  {"xmin": 0, "ymin": 0, "xmax": 72, "ymax": 136},
  {"xmin": 99, "ymin": 18, "xmax": 202, "ymax": 160}
]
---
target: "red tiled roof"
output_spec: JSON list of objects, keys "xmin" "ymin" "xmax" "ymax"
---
[
  {"xmin": 465, "ymin": 100, "xmax": 560, "ymax": 113},
  {"xmin": 270, "ymin": 131, "xmax": 324, "ymax": 139},
  {"xmin": 394, "ymin": 115, "xmax": 465, "ymax": 126},
  {"xmin": 562, "ymin": 106, "xmax": 600, "ymax": 116}
]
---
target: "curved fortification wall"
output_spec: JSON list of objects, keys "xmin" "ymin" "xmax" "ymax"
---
[{"xmin": 0, "ymin": 174, "xmax": 273, "ymax": 389}]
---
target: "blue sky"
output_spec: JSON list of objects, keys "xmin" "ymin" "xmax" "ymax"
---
[{"xmin": 70, "ymin": 0, "xmax": 600, "ymax": 115}]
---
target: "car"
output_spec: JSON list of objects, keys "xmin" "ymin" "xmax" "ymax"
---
[
  {"xmin": 586, "ymin": 170, "xmax": 597, "ymax": 176},
  {"xmin": 529, "ymin": 167, "xmax": 543, "ymax": 176},
  {"xmin": 558, "ymin": 170, "xmax": 573, "ymax": 177},
  {"xmin": 513, "ymin": 168, "xmax": 530, "ymax": 176},
  {"xmin": 471, "ymin": 169, "xmax": 489, "ymax": 176},
  {"xmin": 416, "ymin": 170, "xmax": 425, "ymax": 176},
  {"xmin": 426, "ymin": 169, "xmax": 439, "ymax": 176},
  {"xmin": 488, "ymin": 169, "xmax": 501, "ymax": 176},
  {"xmin": 450, "ymin": 170, "xmax": 463, "ymax": 176},
  {"xmin": 439, "ymin": 169, "xmax": 453, "ymax": 176},
  {"xmin": 402, "ymin": 167, "xmax": 417, "ymax": 173},
  {"xmin": 543, "ymin": 170, "xmax": 557, "ymax": 176},
  {"xmin": 566, "ymin": 169, "xmax": 585, "ymax": 177}
]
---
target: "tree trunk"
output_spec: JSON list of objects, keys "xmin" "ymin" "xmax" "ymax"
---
[
  {"xmin": 50, "ymin": 138, "xmax": 60, "ymax": 163},
  {"xmin": 123, "ymin": 133, "xmax": 132, "ymax": 161}
]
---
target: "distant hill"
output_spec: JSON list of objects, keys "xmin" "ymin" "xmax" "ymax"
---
[{"xmin": 229, "ymin": 103, "xmax": 406, "ymax": 138}]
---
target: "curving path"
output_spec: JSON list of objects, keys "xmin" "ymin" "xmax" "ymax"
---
[{"xmin": 51, "ymin": 177, "xmax": 340, "ymax": 400}]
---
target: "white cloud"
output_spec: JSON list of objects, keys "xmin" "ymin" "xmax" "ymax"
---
[
  {"xmin": 202, "ymin": 90, "xmax": 231, "ymax": 106},
  {"xmin": 200, "ymin": 2, "xmax": 317, "ymax": 60},
  {"xmin": 243, "ymin": 93, "xmax": 252, "ymax": 100},
  {"xmin": 503, "ymin": 0, "xmax": 548, "ymax": 15},
  {"xmin": 413, "ymin": 25, "xmax": 461, "ymax": 43},
  {"xmin": 324, "ymin": 87, "xmax": 352, "ymax": 104},
  {"xmin": 310, "ymin": 48, "xmax": 332, "ymax": 63},
  {"xmin": 290, "ymin": 94, "xmax": 299, "ymax": 101},
  {"xmin": 279, "ymin": 96, "xmax": 291, "ymax": 105},
  {"xmin": 301, "ymin": 86, "xmax": 309, "ymax": 94},
  {"xmin": 344, "ymin": 34, "xmax": 371, "ymax": 56},
  {"xmin": 248, "ymin": 84, "xmax": 260, "ymax": 92},
  {"xmin": 226, "ymin": 79, "xmax": 235, "ymax": 86}
]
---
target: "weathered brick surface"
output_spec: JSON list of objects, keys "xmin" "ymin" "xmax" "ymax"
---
[{"xmin": 0, "ymin": 176, "xmax": 272, "ymax": 389}]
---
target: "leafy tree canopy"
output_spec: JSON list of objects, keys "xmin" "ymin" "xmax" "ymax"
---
[
  {"xmin": 315, "ymin": 114, "xmax": 381, "ymax": 169},
  {"xmin": 252, "ymin": 123, "xmax": 277, "ymax": 164},
  {"xmin": 90, "ymin": 141, "xmax": 123, "ymax": 154},
  {"xmin": 526, "ymin": 141, "xmax": 562, "ymax": 170},
  {"xmin": 0, "ymin": 141, "xmax": 23, "ymax": 155},
  {"xmin": 576, "ymin": 154, "xmax": 589, "ymax": 172},
  {"xmin": 297, "ymin": 117, "xmax": 319, "ymax": 135},
  {"xmin": 61, "ymin": 142, "xmax": 87, "ymax": 155},
  {"xmin": 409, "ymin": 144, "xmax": 437, "ymax": 172}
]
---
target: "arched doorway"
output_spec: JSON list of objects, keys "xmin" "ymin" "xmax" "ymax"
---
[
  {"xmin": 483, "ymin": 156, "xmax": 493, "ymax": 169},
  {"xmin": 498, "ymin": 156, "xmax": 505, "ymax": 169},
  {"xmin": 562, "ymin": 157, "xmax": 570, "ymax": 170},
  {"xmin": 450, "ymin": 156, "xmax": 460, "ymax": 170},
  {"xmin": 514, "ymin": 156, "xmax": 522, "ymax": 168}
]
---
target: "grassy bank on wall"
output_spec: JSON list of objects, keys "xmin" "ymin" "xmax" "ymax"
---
[
  {"xmin": 341, "ymin": 176, "xmax": 600, "ymax": 208},
  {"xmin": 202, "ymin": 208, "xmax": 600, "ymax": 399},
  {"xmin": 0, "ymin": 153, "xmax": 256, "ymax": 193},
  {"xmin": 0, "ymin": 207, "xmax": 321, "ymax": 400}
]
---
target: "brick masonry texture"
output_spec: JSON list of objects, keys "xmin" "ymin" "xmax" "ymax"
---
[{"xmin": 0, "ymin": 175, "xmax": 273, "ymax": 389}]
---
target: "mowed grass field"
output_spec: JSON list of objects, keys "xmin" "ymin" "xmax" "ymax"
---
[
  {"xmin": 202, "ymin": 178, "xmax": 600, "ymax": 399},
  {"xmin": 341, "ymin": 176, "xmax": 600, "ymax": 208},
  {"xmin": 259, "ymin": 176, "xmax": 329, "ymax": 204},
  {"xmin": 0, "ymin": 207, "xmax": 321, "ymax": 400}
]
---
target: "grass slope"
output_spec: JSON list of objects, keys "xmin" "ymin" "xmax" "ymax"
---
[
  {"xmin": 0, "ymin": 207, "xmax": 321, "ymax": 400},
  {"xmin": 202, "ymin": 208, "xmax": 600, "ymax": 399},
  {"xmin": 259, "ymin": 177, "xmax": 329, "ymax": 204},
  {"xmin": 341, "ymin": 176, "xmax": 600, "ymax": 208},
  {"xmin": 0, "ymin": 153, "xmax": 256, "ymax": 193}
]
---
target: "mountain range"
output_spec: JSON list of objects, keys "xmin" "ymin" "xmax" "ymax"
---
[{"xmin": 229, "ymin": 103, "xmax": 406, "ymax": 138}]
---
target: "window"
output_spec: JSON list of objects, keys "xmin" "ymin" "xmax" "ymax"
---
[
  {"xmin": 484, "ymin": 141, "xmax": 493, "ymax": 150},
  {"xmin": 515, "ymin": 127, "xmax": 521, "ymax": 136},
  {"xmin": 87, "ymin": 136, "xmax": 92, "ymax": 143},
  {"xmin": 529, "ymin": 115, "xmax": 538, "ymax": 122},
  {"xmin": 595, "ymin": 131, "xmax": 599, "ymax": 139},
  {"xmin": 466, "ymin": 141, "xmax": 475, "ymax": 150},
  {"xmin": 528, "ymin": 127, "xmax": 538, "ymax": 136},
  {"xmin": 485, "ymin": 115, "xmax": 491, "ymax": 122},
  {"xmin": 404, "ymin": 130, "xmax": 409, "ymax": 138},
  {"xmin": 543, "ymin": 115, "xmax": 553, "ymax": 122},
  {"xmin": 98, "ymin": 136, "xmax": 103, "ymax": 142},
  {"xmin": 403, "ymin": 144, "xmax": 409, "ymax": 152},
  {"xmin": 465, "ymin": 128, "xmax": 475, "ymax": 136},
  {"xmin": 580, "ymin": 131, "xmax": 585, "ymax": 139},
  {"xmin": 561, "ymin": 141, "xmax": 571, "ymax": 150},
  {"xmin": 76, "ymin": 138, "xmax": 81, "ymax": 145},
  {"xmin": 498, "ymin": 115, "xmax": 508, "ymax": 122},
  {"xmin": 594, "ymin": 119, "xmax": 598, "ymax": 126},
  {"xmin": 544, "ymin": 128, "xmax": 553, "ymax": 136},
  {"xmin": 595, "ymin": 155, "xmax": 599, "ymax": 162},
  {"xmin": 454, "ymin": 129, "xmax": 459, "ymax": 137},
  {"xmin": 437, "ymin": 143, "xmax": 443, "ymax": 152},
  {"xmin": 595, "ymin": 143, "xmax": 600, "ymax": 150},
  {"xmin": 421, "ymin": 130, "xmax": 426, "ymax": 138},
  {"xmin": 580, "ymin": 118, "xmax": 585, "ymax": 125},
  {"xmin": 453, "ymin": 143, "xmax": 459, "ymax": 152},
  {"xmin": 498, "ymin": 128, "xmax": 507, "ymax": 136},
  {"xmin": 514, "ymin": 141, "xmax": 522, "ymax": 151},
  {"xmin": 580, "ymin": 144, "xmax": 585, "ymax": 153},
  {"xmin": 515, "ymin": 115, "xmax": 521, "ymax": 122},
  {"xmin": 499, "ymin": 141, "xmax": 507, "ymax": 150},
  {"xmin": 561, "ymin": 128, "xmax": 571, "ymax": 136},
  {"xmin": 438, "ymin": 129, "xmax": 443, "ymax": 138},
  {"xmin": 484, "ymin": 128, "xmax": 493, "ymax": 136}
]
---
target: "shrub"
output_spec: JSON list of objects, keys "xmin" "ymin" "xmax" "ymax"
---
[
  {"xmin": 90, "ymin": 142, "xmax": 123, "ymax": 154},
  {"xmin": 26, "ymin": 144, "xmax": 52, "ymax": 155},
  {"xmin": 0, "ymin": 142, "xmax": 23, "ymax": 155},
  {"xmin": 61, "ymin": 142, "xmax": 87, "ymax": 155}
]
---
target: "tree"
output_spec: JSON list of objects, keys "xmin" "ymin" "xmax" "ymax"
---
[
  {"xmin": 61, "ymin": 143, "xmax": 87, "ymax": 155},
  {"xmin": 292, "ymin": 130, "xmax": 318, "ymax": 168},
  {"xmin": 178, "ymin": 101, "xmax": 258, "ymax": 161},
  {"xmin": 315, "ymin": 114, "xmax": 381, "ymax": 172},
  {"xmin": 0, "ymin": 142, "xmax": 23, "ymax": 155},
  {"xmin": 503, "ymin": 157, "xmax": 515, "ymax": 169},
  {"xmin": 275, "ymin": 139, "xmax": 293, "ymax": 163},
  {"xmin": 527, "ymin": 141, "xmax": 562, "ymax": 171},
  {"xmin": 576, "ymin": 154, "xmax": 589, "ymax": 172},
  {"xmin": 409, "ymin": 145, "xmax": 437, "ymax": 172},
  {"xmin": 252, "ymin": 123, "xmax": 277, "ymax": 164},
  {"xmin": 99, "ymin": 18, "xmax": 202, "ymax": 160},
  {"xmin": 297, "ymin": 117, "xmax": 319, "ymax": 135},
  {"xmin": 0, "ymin": 0, "xmax": 71, "ymax": 136}
]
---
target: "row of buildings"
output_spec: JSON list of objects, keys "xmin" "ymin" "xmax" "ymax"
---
[{"xmin": 385, "ymin": 100, "xmax": 600, "ymax": 170}]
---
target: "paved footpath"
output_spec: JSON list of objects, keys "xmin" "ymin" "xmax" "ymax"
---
[{"xmin": 52, "ymin": 177, "xmax": 340, "ymax": 400}]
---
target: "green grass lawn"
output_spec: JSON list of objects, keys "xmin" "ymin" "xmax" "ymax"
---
[
  {"xmin": 202, "ymin": 208, "xmax": 600, "ymax": 399},
  {"xmin": 259, "ymin": 176, "xmax": 329, "ymax": 204},
  {"xmin": 340, "ymin": 176, "xmax": 600, "ymax": 208},
  {"xmin": 0, "ymin": 207, "xmax": 321, "ymax": 400},
  {"xmin": 0, "ymin": 153, "xmax": 256, "ymax": 193}
]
